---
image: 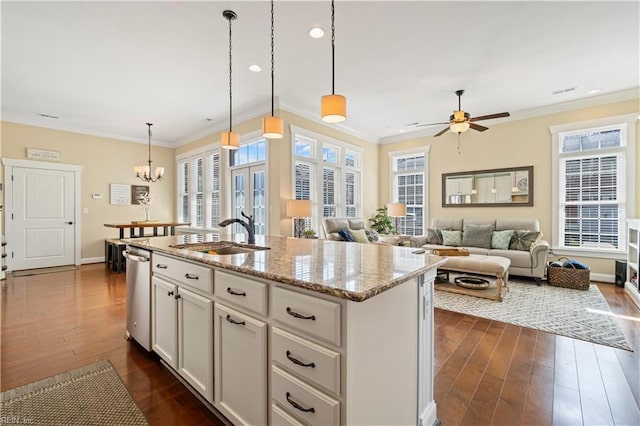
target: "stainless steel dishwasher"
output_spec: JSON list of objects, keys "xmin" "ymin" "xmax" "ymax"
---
[{"xmin": 123, "ymin": 246, "xmax": 151, "ymax": 351}]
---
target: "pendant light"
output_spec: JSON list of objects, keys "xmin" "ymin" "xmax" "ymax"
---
[
  {"xmin": 321, "ymin": 0, "xmax": 346, "ymax": 123},
  {"xmin": 262, "ymin": 0, "xmax": 284, "ymax": 139},
  {"xmin": 134, "ymin": 123, "xmax": 164, "ymax": 182},
  {"xmin": 221, "ymin": 10, "xmax": 239, "ymax": 150}
]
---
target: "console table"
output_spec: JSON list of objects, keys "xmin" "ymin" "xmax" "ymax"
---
[{"xmin": 104, "ymin": 222, "xmax": 191, "ymax": 239}]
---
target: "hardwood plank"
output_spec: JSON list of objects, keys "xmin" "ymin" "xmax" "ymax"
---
[{"xmin": 574, "ymin": 339, "xmax": 614, "ymax": 425}]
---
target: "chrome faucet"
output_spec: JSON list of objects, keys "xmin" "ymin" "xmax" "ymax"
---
[{"xmin": 219, "ymin": 211, "xmax": 255, "ymax": 245}]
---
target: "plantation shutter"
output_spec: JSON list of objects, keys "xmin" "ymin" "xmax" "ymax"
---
[
  {"xmin": 209, "ymin": 152, "xmax": 220, "ymax": 229},
  {"xmin": 323, "ymin": 167, "xmax": 337, "ymax": 218}
]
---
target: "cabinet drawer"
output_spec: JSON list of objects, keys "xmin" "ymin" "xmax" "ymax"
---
[
  {"xmin": 214, "ymin": 270, "xmax": 267, "ymax": 316},
  {"xmin": 153, "ymin": 253, "xmax": 213, "ymax": 294},
  {"xmin": 272, "ymin": 287, "xmax": 341, "ymax": 346},
  {"xmin": 272, "ymin": 366, "xmax": 340, "ymax": 426},
  {"xmin": 272, "ymin": 327, "xmax": 340, "ymax": 396},
  {"xmin": 272, "ymin": 403, "xmax": 304, "ymax": 426}
]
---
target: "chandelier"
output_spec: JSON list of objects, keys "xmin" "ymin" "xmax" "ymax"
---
[{"xmin": 134, "ymin": 123, "xmax": 164, "ymax": 182}]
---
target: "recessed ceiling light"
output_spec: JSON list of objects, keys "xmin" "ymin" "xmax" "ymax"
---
[
  {"xmin": 249, "ymin": 64, "xmax": 262, "ymax": 72},
  {"xmin": 309, "ymin": 26, "xmax": 324, "ymax": 38},
  {"xmin": 587, "ymin": 89, "xmax": 601, "ymax": 95},
  {"xmin": 399, "ymin": 129, "xmax": 406, "ymax": 133}
]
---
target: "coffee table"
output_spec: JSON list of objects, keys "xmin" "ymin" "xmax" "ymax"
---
[{"xmin": 435, "ymin": 254, "xmax": 511, "ymax": 301}]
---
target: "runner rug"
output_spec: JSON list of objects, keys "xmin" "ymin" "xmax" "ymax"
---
[
  {"xmin": 0, "ymin": 360, "xmax": 148, "ymax": 425},
  {"xmin": 434, "ymin": 276, "xmax": 633, "ymax": 351}
]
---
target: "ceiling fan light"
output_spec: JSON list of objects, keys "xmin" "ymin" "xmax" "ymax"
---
[
  {"xmin": 221, "ymin": 131, "xmax": 239, "ymax": 150},
  {"xmin": 453, "ymin": 110, "xmax": 466, "ymax": 121},
  {"xmin": 450, "ymin": 121, "xmax": 470, "ymax": 134},
  {"xmin": 262, "ymin": 116, "xmax": 284, "ymax": 139},
  {"xmin": 321, "ymin": 94, "xmax": 346, "ymax": 123}
]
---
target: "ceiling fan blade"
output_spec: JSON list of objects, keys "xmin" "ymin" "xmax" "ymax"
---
[
  {"xmin": 416, "ymin": 121, "xmax": 449, "ymax": 127},
  {"xmin": 433, "ymin": 127, "xmax": 450, "ymax": 137},
  {"xmin": 470, "ymin": 112, "xmax": 510, "ymax": 122},
  {"xmin": 469, "ymin": 123, "xmax": 489, "ymax": 132}
]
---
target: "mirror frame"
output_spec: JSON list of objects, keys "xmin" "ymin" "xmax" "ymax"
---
[{"xmin": 442, "ymin": 165, "xmax": 534, "ymax": 207}]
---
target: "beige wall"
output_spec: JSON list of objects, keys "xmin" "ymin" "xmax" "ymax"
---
[
  {"xmin": 379, "ymin": 99, "xmax": 640, "ymax": 277},
  {"xmin": 177, "ymin": 109, "xmax": 379, "ymax": 237},
  {"xmin": 1, "ymin": 122, "xmax": 176, "ymax": 259}
]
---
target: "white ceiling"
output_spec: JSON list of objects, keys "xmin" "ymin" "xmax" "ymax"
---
[{"xmin": 2, "ymin": 1, "xmax": 639, "ymax": 147}]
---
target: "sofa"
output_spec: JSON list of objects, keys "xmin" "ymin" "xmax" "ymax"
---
[
  {"xmin": 410, "ymin": 218, "xmax": 550, "ymax": 283},
  {"xmin": 321, "ymin": 218, "xmax": 381, "ymax": 243}
]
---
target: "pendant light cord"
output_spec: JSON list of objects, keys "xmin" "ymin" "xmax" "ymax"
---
[
  {"xmin": 146, "ymin": 123, "xmax": 153, "ymax": 167},
  {"xmin": 270, "ymin": 0, "xmax": 275, "ymax": 117},
  {"xmin": 228, "ymin": 14, "xmax": 233, "ymax": 131},
  {"xmin": 331, "ymin": 0, "xmax": 335, "ymax": 95}
]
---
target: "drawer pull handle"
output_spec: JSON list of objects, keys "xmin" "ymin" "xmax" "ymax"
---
[
  {"xmin": 286, "ymin": 307, "xmax": 316, "ymax": 321},
  {"xmin": 226, "ymin": 287, "xmax": 247, "ymax": 297},
  {"xmin": 286, "ymin": 392, "xmax": 315, "ymax": 413},
  {"xmin": 226, "ymin": 314, "xmax": 245, "ymax": 326},
  {"xmin": 184, "ymin": 273, "xmax": 199, "ymax": 280},
  {"xmin": 156, "ymin": 264, "xmax": 168, "ymax": 269},
  {"xmin": 286, "ymin": 351, "xmax": 315, "ymax": 368},
  {"xmin": 167, "ymin": 291, "xmax": 174, "ymax": 296}
]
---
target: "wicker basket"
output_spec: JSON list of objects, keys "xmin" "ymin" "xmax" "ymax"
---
[{"xmin": 547, "ymin": 261, "xmax": 590, "ymax": 290}]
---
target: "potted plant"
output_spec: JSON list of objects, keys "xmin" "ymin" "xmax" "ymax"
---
[
  {"xmin": 369, "ymin": 206, "xmax": 394, "ymax": 235},
  {"xmin": 302, "ymin": 229, "xmax": 317, "ymax": 239}
]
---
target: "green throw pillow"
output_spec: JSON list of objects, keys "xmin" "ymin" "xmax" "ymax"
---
[
  {"xmin": 461, "ymin": 224, "xmax": 494, "ymax": 249},
  {"xmin": 509, "ymin": 230, "xmax": 542, "ymax": 251},
  {"xmin": 441, "ymin": 230, "xmax": 463, "ymax": 247},
  {"xmin": 491, "ymin": 230, "xmax": 514, "ymax": 250},
  {"xmin": 350, "ymin": 228, "xmax": 370, "ymax": 244}
]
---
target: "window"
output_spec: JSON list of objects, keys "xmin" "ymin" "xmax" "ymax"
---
[
  {"xmin": 291, "ymin": 126, "xmax": 362, "ymax": 233},
  {"xmin": 551, "ymin": 113, "xmax": 637, "ymax": 257},
  {"xmin": 177, "ymin": 147, "xmax": 221, "ymax": 231},
  {"xmin": 389, "ymin": 148, "xmax": 430, "ymax": 236}
]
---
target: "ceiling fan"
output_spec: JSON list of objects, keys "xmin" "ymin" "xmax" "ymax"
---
[{"xmin": 417, "ymin": 90, "xmax": 510, "ymax": 137}]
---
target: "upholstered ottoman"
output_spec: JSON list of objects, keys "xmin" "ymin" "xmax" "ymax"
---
[{"xmin": 436, "ymin": 254, "xmax": 511, "ymax": 301}]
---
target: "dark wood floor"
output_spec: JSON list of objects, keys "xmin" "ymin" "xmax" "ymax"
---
[{"xmin": 2, "ymin": 263, "xmax": 639, "ymax": 425}]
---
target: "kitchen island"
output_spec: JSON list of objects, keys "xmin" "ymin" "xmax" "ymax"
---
[{"xmin": 126, "ymin": 235, "xmax": 445, "ymax": 426}]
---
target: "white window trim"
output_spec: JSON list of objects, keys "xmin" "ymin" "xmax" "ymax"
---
[
  {"xmin": 290, "ymin": 125, "xmax": 363, "ymax": 226},
  {"xmin": 550, "ymin": 112, "xmax": 637, "ymax": 258},
  {"xmin": 388, "ymin": 146, "xmax": 431, "ymax": 234}
]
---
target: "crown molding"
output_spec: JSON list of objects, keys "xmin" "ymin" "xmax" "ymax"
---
[{"xmin": 378, "ymin": 87, "xmax": 640, "ymax": 145}]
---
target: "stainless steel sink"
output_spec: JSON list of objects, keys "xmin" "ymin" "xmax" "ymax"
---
[{"xmin": 170, "ymin": 241, "xmax": 270, "ymax": 255}]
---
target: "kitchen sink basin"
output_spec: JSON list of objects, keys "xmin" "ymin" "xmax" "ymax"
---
[{"xmin": 170, "ymin": 241, "xmax": 270, "ymax": 255}]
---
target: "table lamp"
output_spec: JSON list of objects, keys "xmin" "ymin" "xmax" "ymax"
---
[
  {"xmin": 287, "ymin": 200, "xmax": 312, "ymax": 238},
  {"xmin": 387, "ymin": 202, "xmax": 407, "ymax": 235}
]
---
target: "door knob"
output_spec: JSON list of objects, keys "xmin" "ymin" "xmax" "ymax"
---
[{"xmin": 66, "ymin": 221, "xmax": 73, "ymax": 225}]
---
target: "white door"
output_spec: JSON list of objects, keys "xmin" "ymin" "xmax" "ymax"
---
[
  {"xmin": 178, "ymin": 286, "xmax": 214, "ymax": 403},
  {"xmin": 230, "ymin": 165, "xmax": 267, "ymax": 239},
  {"xmin": 11, "ymin": 166, "xmax": 76, "ymax": 270}
]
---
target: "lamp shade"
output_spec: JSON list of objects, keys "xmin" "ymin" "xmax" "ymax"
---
[
  {"xmin": 262, "ymin": 116, "xmax": 284, "ymax": 139},
  {"xmin": 221, "ymin": 131, "xmax": 239, "ymax": 150},
  {"xmin": 287, "ymin": 199, "xmax": 312, "ymax": 217},
  {"xmin": 321, "ymin": 94, "xmax": 347, "ymax": 123},
  {"xmin": 387, "ymin": 202, "xmax": 407, "ymax": 217}
]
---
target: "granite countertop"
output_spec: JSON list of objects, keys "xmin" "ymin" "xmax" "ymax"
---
[{"xmin": 126, "ymin": 235, "xmax": 445, "ymax": 302}]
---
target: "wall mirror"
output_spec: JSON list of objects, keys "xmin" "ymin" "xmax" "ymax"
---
[{"xmin": 442, "ymin": 166, "xmax": 533, "ymax": 207}]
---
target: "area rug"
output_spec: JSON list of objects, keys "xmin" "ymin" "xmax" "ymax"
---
[
  {"xmin": 12, "ymin": 265, "xmax": 78, "ymax": 277},
  {"xmin": 1, "ymin": 360, "xmax": 148, "ymax": 425},
  {"xmin": 434, "ymin": 276, "xmax": 633, "ymax": 351}
]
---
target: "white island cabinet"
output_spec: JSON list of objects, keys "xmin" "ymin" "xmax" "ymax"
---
[
  {"xmin": 135, "ymin": 235, "xmax": 443, "ymax": 425},
  {"xmin": 151, "ymin": 253, "xmax": 214, "ymax": 403}
]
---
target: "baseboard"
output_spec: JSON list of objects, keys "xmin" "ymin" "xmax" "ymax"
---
[
  {"xmin": 590, "ymin": 273, "xmax": 614, "ymax": 283},
  {"xmin": 82, "ymin": 257, "xmax": 105, "ymax": 265},
  {"xmin": 624, "ymin": 284, "xmax": 640, "ymax": 309}
]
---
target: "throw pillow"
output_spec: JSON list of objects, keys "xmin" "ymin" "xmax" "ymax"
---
[
  {"xmin": 491, "ymin": 230, "xmax": 514, "ymax": 250},
  {"xmin": 509, "ymin": 230, "xmax": 542, "ymax": 251},
  {"xmin": 425, "ymin": 228, "xmax": 443, "ymax": 245},
  {"xmin": 337, "ymin": 228, "xmax": 355, "ymax": 242},
  {"xmin": 350, "ymin": 228, "xmax": 370, "ymax": 244},
  {"xmin": 365, "ymin": 229, "xmax": 380, "ymax": 243},
  {"xmin": 461, "ymin": 224, "xmax": 494, "ymax": 249},
  {"xmin": 441, "ymin": 230, "xmax": 462, "ymax": 247}
]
